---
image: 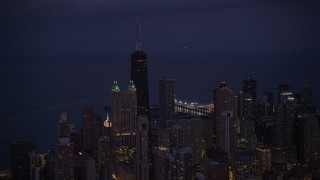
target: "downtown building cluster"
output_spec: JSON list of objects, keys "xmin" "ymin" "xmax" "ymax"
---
[
  {"xmin": 209, "ymin": 80, "xmax": 320, "ymax": 179},
  {"xmin": 8, "ymin": 26, "xmax": 320, "ymax": 180}
]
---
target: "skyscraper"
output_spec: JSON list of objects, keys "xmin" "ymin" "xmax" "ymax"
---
[
  {"xmin": 164, "ymin": 147, "xmax": 193, "ymax": 180},
  {"xmin": 275, "ymin": 91, "xmax": 295, "ymax": 147},
  {"xmin": 82, "ymin": 105, "xmax": 94, "ymax": 151},
  {"xmin": 213, "ymin": 82, "xmax": 235, "ymax": 152},
  {"xmin": 111, "ymin": 81, "xmax": 137, "ymax": 149},
  {"xmin": 131, "ymin": 18, "xmax": 150, "ymax": 116},
  {"xmin": 278, "ymin": 83, "xmax": 289, "ymax": 104},
  {"xmin": 81, "ymin": 106, "xmax": 101, "ymax": 153},
  {"xmin": 159, "ymin": 78, "xmax": 175, "ymax": 128},
  {"xmin": 55, "ymin": 138, "xmax": 74, "ymax": 180},
  {"xmin": 221, "ymin": 111, "xmax": 237, "ymax": 156},
  {"xmin": 11, "ymin": 141, "xmax": 35, "ymax": 180},
  {"xmin": 301, "ymin": 85, "xmax": 312, "ymax": 105},
  {"xmin": 262, "ymin": 91, "xmax": 274, "ymax": 116},
  {"xmin": 241, "ymin": 77, "xmax": 256, "ymax": 121},
  {"xmin": 262, "ymin": 91, "xmax": 273, "ymax": 106},
  {"xmin": 242, "ymin": 77, "xmax": 257, "ymax": 103},
  {"xmin": 59, "ymin": 112, "xmax": 80, "ymax": 155},
  {"xmin": 297, "ymin": 110, "xmax": 320, "ymax": 168},
  {"xmin": 59, "ymin": 112, "xmax": 70, "ymax": 138},
  {"xmin": 135, "ymin": 115, "xmax": 149, "ymax": 180}
]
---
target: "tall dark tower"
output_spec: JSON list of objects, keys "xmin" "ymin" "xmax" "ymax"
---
[
  {"xmin": 242, "ymin": 77, "xmax": 257, "ymax": 103},
  {"xmin": 241, "ymin": 77, "xmax": 256, "ymax": 121},
  {"xmin": 278, "ymin": 83, "xmax": 289, "ymax": 104},
  {"xmin": 159, "ymin": 78, "xmax": 175, "ymax": 128},
  {"xmin": 11, "ymin": 141, "xmax": 35, "ymax": 180},
  {"xmin": 301, "ymin": 85, "xmax": 312, "ymax": 105},
  {"xmin": 131, "ymin": 18, "xmax": 150, "ymax": 116},
  {"xmin": 213, "ymin": 82, "xmax": 235, "ymax": 152}
]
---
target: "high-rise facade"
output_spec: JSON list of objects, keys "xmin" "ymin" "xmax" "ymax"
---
[
  {"xmin": 165, "ymin": 147, "xmax": 193, "ymax": 180},
  {"xmin": 261, "ymin": 91, "xmax": 274, "ymax": 116},
  {"xmin": 11, "ymin": 140, "xmax": 35, "ymax": 180},
  {"xmin": 301, "ymin": 85, "xmax": 312, "ymax": 105},
  {"xmin": 82, "ymin": 155, "xmax": 96, "ymax": 180},
  {"xmin": 263, "ymin": 91, "xmax": 273, "ymax": 106},
  {"xmin": 154, "ymin": 147, "xmax": 170, "ymax": 180},
  {"xmin": 278, "ymin": 83, "xmax": 289, "ymax": 104},
  {"xmin": 82, "ymin": 105, "xmax": 94, "ymax": 151},
  {"xmin": 159, "ymin": 78, "xmax": 175, "ymax": 128},
  {"xmin": 81, "ymin": 106, "xmax": 101, "ymax": 153},
  {"xmin": 242, "ymin": 77, "xmax": 257, "ymax": 102},
  {"xmin": 111, "ymin": 81, "xmax": 137, "ymax": 149},
  {"xmin": 135, "ymin": 115, "xmax": 149, "ymax": 180},
  {"xmin": 59, "ymin": 112, "xmax": 80, "ymax": 155},
  {"xmin": 131, "ymin": 19, "xmax": 150, "ymax": 116},
  {"xmin": 241, "ymin": 77, "xmax": 256, "ymax": 121},
  {"xmin": 55, "ymin": 138, "xmax": 74, "ymax": 180},
  {"xmin": 275, "ymin": 91, "xmax": 295, "ymax": 147},
  {"xmin": 221, "ymin": 111, "xmax": 237, "ymax": 156},
  {"xmin": 59, "ymin": 112, "xmax": 70, "ymax": 138},
  {"xmin": 213, "ymin": 82, "xmax": 235, "ymax": 151},
  {"xmin": 296, "ymin": 109, "xmax": 320, "ymax": 168}
]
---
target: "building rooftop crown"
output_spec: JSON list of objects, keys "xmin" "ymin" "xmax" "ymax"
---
[
  {"xmin": 112, "ymin": 81, "xmax": 120, "ymax": 92},
  {"xmin": 128, "ymin": 80, "xmax": 136, "ymax": 92},
  {"xmin": 111, "ymin": 81, "xmax": 137, "ymax": 92}
]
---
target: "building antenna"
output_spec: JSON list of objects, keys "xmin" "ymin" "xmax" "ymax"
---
[{"xmin": 136, "ymin": 17, "xmax": 142, "ymax": 52}]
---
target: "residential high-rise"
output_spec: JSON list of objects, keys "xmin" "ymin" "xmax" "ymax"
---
[
  {"xmin": 111, "ymin": 81, "xmax": 137, "ymax": 149},
  {"xmin": 221, "ymin": 111, "xmax": 237, "ymax": 156},
  {"xmin": 82, "ymin": 155, "xmax": 96, "ymax": 180},
  {"xmin": 44, "ymin": 150, "xmax": 55, "ymax": 180},
  {"xmin": 233, "ymin": 150, "xmax": 260, "ymax": 174},
  {"xmin": 159, "ymin": 78, "xmax": 175, "ymax": 128},
  {"xmin": 69, "ymin": 125, "xmax": 80, "ymax": 155},
  {"xmin": 301, "ymin": 85, "xmax": 312, "ymax": 105},
  {"xmin": 278, "ymin": 83, "xmax": 289, "ymax": 104},
  {"xmin": 81, "ymin": 106, "xmax": 101, "ymax": 153},
  {"xmin": 242, "ymin": 77, "xmax": 257, "ymax": 102},
  {"xmin": 58, "ymin": 113, "xmax": 80, "ymax": 154},
  {"xmin": 262, "ymin": 91, "xmax": 273, "ymax": 106},
  {"xmin": 82, "ymin": 105, "xmax": 94, "ymax": 151},
  {"xmin": 202, "ymin": 158, "xmax": 228, "ymax": 180},
  {"xmin": 131, "ymin": 18, "xmax": 150, "ymax": 116},
  {"xmin": 279, "ymin": 91, "xmax": 295, "ymax": 107},
  {"xmin": 175, "ymin": 118, "xmax": 206, "ymax": 161},
  {"xmin": 241, "ymin": 78, "xmax": 256, "ymax": 121},
  {"xmin": 98, "ymin": 114, "xmax": 113, "ymax": 175},
  {"xmin": 213, "ymin": 82, "xmax": 235, "ymax": 152},
  {"xmin": 98, "ymin": 136, "xmax": 112, "ymax": 177},
  {"xmin": 257, "ymin": 148, "xmax": 272, "ymax": 174},
  {"xmin": 262, "ymin": 91, "xmax": 274, "ymax": 116},
  {"xmin": 11, "ymin": 140, "xmax": 35, "ymax": 180},
  {"xmin": 154, "ymin": 146, "xmax": 170, "ymax": 180},
  {"xmin": 165, "ymin": 147, "xmax": 193, "ymax": 180},
  {"xmin": 275, "ymin": 91, "xmax": 295, "ymax": 147},
  {"xmin": 59, "ymin": 112, "xmax": 70, "ymax": 138},
  {"xmin": 297, "ymin": 110, "xmax": 320, "ymax": 168},
  {"xmin": 169, "ymin": 124, "xmax": 185, "ymax": 148},
  {"xmin": 55, "ymin": 138, "xmax": 74, "ymax": 180},
  {"xmin": 135, "ymin": 115, "xmax": 149, "ymax": 180}
]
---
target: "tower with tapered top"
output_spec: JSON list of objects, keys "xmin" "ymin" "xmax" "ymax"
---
[{"xmin": 131, "ymin": 18, "xmax": 150, "ymax": 116}]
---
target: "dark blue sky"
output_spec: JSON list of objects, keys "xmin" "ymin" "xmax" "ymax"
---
[{"xmin": 1, "ymin": 0, "xmax": 320, "ymax": 170}]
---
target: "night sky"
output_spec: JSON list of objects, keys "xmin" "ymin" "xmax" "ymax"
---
[{"xmin": 1, "ymin": 0, "xmax": 320, "ymax": 170}]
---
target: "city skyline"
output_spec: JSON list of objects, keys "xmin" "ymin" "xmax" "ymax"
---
[
  {"xmin": 0, "ymin": 52, "xmax": 319, "ymax": 171},
  {"xmin": 1, "ymin": 0, "xmax": 320, "ymax": 178}
]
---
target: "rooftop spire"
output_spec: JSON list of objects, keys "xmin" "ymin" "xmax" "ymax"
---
[{"xmin": 136, "ymin": 17, "xmax": 142, "ymax": 52}]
